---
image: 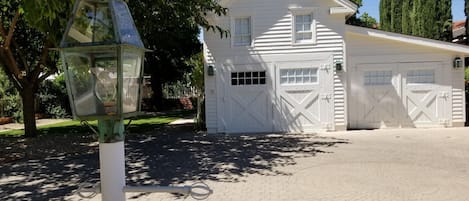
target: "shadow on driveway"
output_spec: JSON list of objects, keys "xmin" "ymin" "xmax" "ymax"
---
[{"xmin": 0, "ymin": 124, "xmax": 348, "ymax": 200}]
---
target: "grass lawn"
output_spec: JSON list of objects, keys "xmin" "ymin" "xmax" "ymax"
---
[{"xmin": 0, "ymin": 110, "xmax": 194, "ymax": 137}]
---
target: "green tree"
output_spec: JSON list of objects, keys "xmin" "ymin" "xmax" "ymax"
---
[
  {"xmin": 345, "ymin": 0, "xmax": 363, "ymax": 26},
  {"xmin": 466, "ymin": 0, "xmax": 469, "ymax": 44},
  {"xmin": 0, "ymin": 67, "xmax": 20, "ymax": 118},
  {"xmin": 187, "ymin": 53, "xmax": 205, "ymax": 129},
  {"xmin": 436, "ymin": 0, "xmax": 452, "ymax": 42},
  {"xmin": 127, "ymin": 0, "xmax": 226, "ymax": 110},
  {"xmin": 401, "ymin": 0, "xmax": 413, "ymax": 34},
  {"xmin": 381, "ymin": 0, "xmax": 452, "ymax": 41},
  {"xmin": 0, "ymin": 0, "xmax": 73, "ymax": 137},
  {"xmin": 390, "ymin": 0, "xmax": 403, "ymax": 33},
  {"xmin": 359, "ymin": 12, "xmax": 378, "ymax": 28},
  {"xmin": 380, "ymin": 0, "xmax": 392, "ymax": 31}
]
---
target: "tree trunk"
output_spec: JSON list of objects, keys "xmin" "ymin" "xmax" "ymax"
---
[
  {"xmin": 21, "ymin": 85, "xmax": 37, "ymax": 138},
  {"xmin": 150, "ymin": 75, "xmax": 163, "ymax": 111}
]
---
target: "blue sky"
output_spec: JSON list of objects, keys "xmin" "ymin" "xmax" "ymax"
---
[{"xmin": 359, "ymin": 0, "xmax": 466, "ymax": 21}]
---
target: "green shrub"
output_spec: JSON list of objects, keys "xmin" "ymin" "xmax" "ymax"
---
[
  {"xmin": 0, "ymin": 68, "xmax": 22, "ymax": 119},
  {"xmin": 37, "ymin": 73, "xmax": 72, "ymax": 119},
  {"xmin": 465, "ymin": 67, "xmax": 469, "ymax": 81}
]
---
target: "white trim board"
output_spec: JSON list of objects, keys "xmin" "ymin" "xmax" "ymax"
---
[
  {"xmin": 333, "ymin": 0, "xmax": 358, "ymax": 13},
  {"xmin": 346, "ymin": 25, "xmax": 469, "ymax": 55}
]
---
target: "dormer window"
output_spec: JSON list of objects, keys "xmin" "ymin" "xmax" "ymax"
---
[
  {"xmin": 295, "ymin": 14, "xmax": 313, "ymax": 42},
  {"xmin": 234, "ymin": 17, "xmax": 252, "ymax": 46},
  {"xmin": 290, "ymin": 7, "xmax": 316, "ymax": 44}
]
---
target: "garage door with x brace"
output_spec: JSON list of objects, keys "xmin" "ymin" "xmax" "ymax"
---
[
  {"xmin": 274, "ymin": 60, "xmax": 334, "ymax": 133},
  {"xmin": 350, "ymin": 62, "xmax": 450, "ymax": 129},
  {"xmin": 223, "ymin": 64, "xmax": 273, "ymax": 133}
]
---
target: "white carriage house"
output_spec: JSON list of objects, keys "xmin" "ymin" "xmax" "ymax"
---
[{"xmin": 204, "ymin": 0, "xmax": 469, "ymax": 134}]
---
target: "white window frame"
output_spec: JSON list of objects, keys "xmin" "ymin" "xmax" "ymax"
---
[
  {"xmin": 363, "ymin": 70, "xmax": 393, "ymax": 86},
  {"xmin": 231, "ymin": 16, "xmax": 253, "ymax": 47},
  {"xmin": 280, "ymin": 67, "xmax": 319, "ymax": 86},
  {"xmin": 406, "ymin": 69, "xmax": 435, "ymax": 85},
  {"xmin": 290, "ymin": 7, "xmax": 317, "ymax": 45}
]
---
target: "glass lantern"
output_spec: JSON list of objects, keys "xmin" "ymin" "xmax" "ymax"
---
[{"xmin": 60, "ymin": 0, "xmax": 146, "ymax": 120}]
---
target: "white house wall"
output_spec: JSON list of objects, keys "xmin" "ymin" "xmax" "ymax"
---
[
  {"xmin": 203, "ymin": 43, "xmax": 218, "ymax": 134},
  {"xmin": 346, "ymin": 32, "xmax": 466, "ymax": 128},
  {"xmin": 204, "ymin": 0, "xmax": 348, "ymax": 133}
]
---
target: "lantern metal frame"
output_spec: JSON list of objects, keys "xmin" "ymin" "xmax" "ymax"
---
[{"xmin": 59, "ymin": 0, "xmax": 147, "ymax": 121}]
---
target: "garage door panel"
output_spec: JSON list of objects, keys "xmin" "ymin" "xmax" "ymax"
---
[
  {"xmin": 401, "ymin": 64, "xmax": 445, "ymax": 127},
  {"xmin": 350, "ymin": 62, "xmax": 449, "ymax": 129},
  {"xmin": 275, "ymin": 60, "xmax": 333, "ymax": 132},
  {"xmin": 224, "ymin": 65, "xmax": 273, "ymax": 133},
  {"xmin": 351, "ymin": 64, "xmax": 401, "ymax": 128},
  {"xmin": 278, "ymin": 91, "xmax": 321, "ymax": 132}
]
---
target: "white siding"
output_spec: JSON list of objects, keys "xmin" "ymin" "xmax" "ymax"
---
[
  {"xmin": 204, "ymin": 0, "xmax": 345, "ymax": 57},
  {"xmin": 452, "ymin": 66, "xmax": 465, "ymax": 126},
  {"xmin": 203, "ymin": 43, "xmax": 217, "ymax": 134},
  {"xmin": 204, "ymin": 0, "xmax": 347, "ymax": 133}
]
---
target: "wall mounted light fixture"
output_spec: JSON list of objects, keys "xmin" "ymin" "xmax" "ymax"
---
[
  {"xmin": 454, "ymin": 57, "xmax": 463, "ymax": 69},
  {"xmin": 208, "ymin": 65, "xmax": 216, "ymax": 76},
  {"xmin": 334, "ymin": 59, "xmax": 343, "ymax": 72}
]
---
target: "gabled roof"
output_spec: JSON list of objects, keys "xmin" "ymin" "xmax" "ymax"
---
[
  {"xmin": 346, "ymin": 25, "xmax": 469, "ymax": 54},
  {"xmin": 218, "ymin": 0, "xmax": 358, "ymax": 14},
  {"xmin": 333, "ymin": 0, "xmax": 358, "ymax": 14}
]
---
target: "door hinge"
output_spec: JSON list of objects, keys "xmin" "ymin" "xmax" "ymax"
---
[
  {"xmin": 320, "ymin": 64, "xmax": 331, "ymax": 71},
  {"xmin": 321, "ymin": 94, "xmax": 332, "ymax": 100}
]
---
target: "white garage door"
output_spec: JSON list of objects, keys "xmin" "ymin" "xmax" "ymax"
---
[
  {"xmin": 223, "ymin": 65, "xmax": 273, "ymax": 133},
  {"xmin": 275, "ymin": 60, "xmax": 334, "ymax": 132},
  {"xmin": 350, "ymin": 62, "xmax": 450, "ymax": 129}
]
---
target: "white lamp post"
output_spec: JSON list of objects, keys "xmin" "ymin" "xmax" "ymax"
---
[
  {"xmin": 60, "ymin": 0, "xmax": 144, "ymax": 200},
  {"xmin": 60, "ymin": 1, "xmax": 212, "ymax": 200}
]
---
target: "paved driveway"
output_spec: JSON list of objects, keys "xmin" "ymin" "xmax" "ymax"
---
[{"xmin": 2, "ymin": 126, "xmax": 469, "ymax": 201}]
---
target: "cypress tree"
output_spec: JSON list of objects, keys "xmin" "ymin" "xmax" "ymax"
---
[
  {"xmin": 437, "ymin": 0, "xmax": 452, "ymax": 41},
  {"xmin": 411, "ymin": 0, "xmax": 423, "ymax": 36},
  {"xmin": 380, "ymin": 0, "xmax": 392, "ymax": 31},
  {"xmin": 401, "ymin": 0, "xmax": 413, "ymax": 35},
  {"xmin": 390, "ymin": 0, "xmax": 403, "ymax": 33},
  {"xmin": 422, "ymin": 0, "xmax": 438, "ymax": 39},
  {"xmin": 465, "ymin": 0, "xmax": 469, "ymax": 44}
]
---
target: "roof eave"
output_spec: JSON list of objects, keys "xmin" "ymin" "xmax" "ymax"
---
[
  {"xmin": 346, "ymin": 25, "xmax": 469, "ymax": 55},
  {"xmin": 333, "ymin": 0, "xmax": 358, "ymax": 14}
]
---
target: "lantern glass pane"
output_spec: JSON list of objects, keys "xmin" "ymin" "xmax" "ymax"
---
[
  {"xmin": 122, "ymin": 50, "xmax": 143, "ymax": 113},
  {"xmin": 63, "ymin": 48, "xmax": 118, "ymax": 117},
  {"xmin": 64, "ymin": 0, "xmax": 115, "ymax": 46},
  {"xmin": 110, "ymin": 0, "xmax": 145, "ymax": 48}
]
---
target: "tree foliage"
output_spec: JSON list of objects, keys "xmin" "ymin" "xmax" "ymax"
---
[
  {"xmin": 346, "ymin": 0, "xmax": 378, "ymax": 28},
  {"xmin": 466, "ymin": 0, "xmax": 469, "ymax": 44},
  {"xmin": 359, "ymin": 12, "xmax": 378, "ymax": 28},
  {"xmin": 127, "ymin": 0, "xmax": 226, "ymax": 110},
  {"xmin": 0, "ymin": 0, "xmax": 73, "ymax": 137},
  {"xmin": 380, "ymin": 0, "xmax": 452, "ymax": 41}
]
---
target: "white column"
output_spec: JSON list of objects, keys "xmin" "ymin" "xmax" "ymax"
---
[{"xmin": 99, "ymin": 141, "xmax": 126, "ymax": 201}]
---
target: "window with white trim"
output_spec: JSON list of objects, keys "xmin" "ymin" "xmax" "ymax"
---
[
  {"xmin": 293, "ymin": 14, "xmax": 314, "ymax": 43},
  {"xmin": 231, "ymin": 71, "xmax": 266, "ymax": 86},
  {"xmin": 407, "ymin": 69, "xmax": 435, "ymax": 84},
  {"xmin": 280, "ymin": 68, "xmax": 318, "ymax": 85},
  {"xmin": 234, "ymin": 17, "xmax": 251, "ymax": 46},
  {"xmin": 364, "ymin": 70, "xmax": 392, "ymax": 86}
]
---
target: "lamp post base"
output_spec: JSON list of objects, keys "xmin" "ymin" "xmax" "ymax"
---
[{"xmin": 99, "ymin": 141, "xmax": 126, "ymax": 201}]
